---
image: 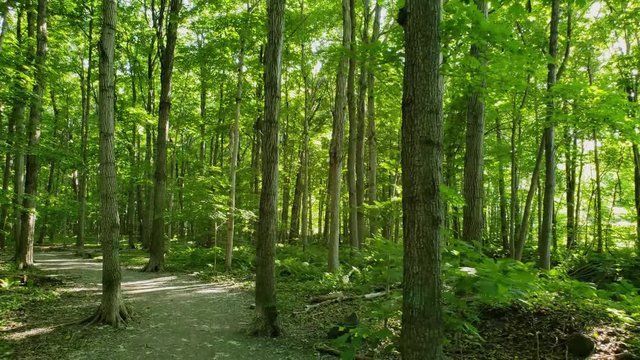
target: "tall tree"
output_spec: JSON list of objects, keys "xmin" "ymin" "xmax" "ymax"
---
[
  {"xmin": 226, "ymin": 19, "xmax": 246, "ymax": 271},
  {"xmin": 254, "ymin": 0, "xmax": 284, "ymax": 337},
  {"xmin": 328, "ymin": 0, "xmax": 351, "ymax": 272},
  {"xmin": 76, "ymin": 2, "xmax": 94, "ymax": 252},
  {"xmin": 366, "ymin": 0, "xmax": 381, "ymax": 236},
  {"xmin": 16, "ymin": 0, "xmax": 47, "ymax": 269},
  {"xmin": 144, "ymin": 0, "xmax": 182, "ymax": 272},
  {"xmin": 399, "ymin": 0, "xmax": 444, "ymax": 357},
  {"xmin": 462, "ymin": 0, "xmax": 487, "ymax": 245},
  {"xmin": 84, "ymin": 0, "xmax": 130, "ymax": 325},
  {"xmin": 346, "ymin": 0, "xmax": 358, "ymax": 250},
  {"xmin": 539, "ymin": 0, "xmax": 560, "ymax": 270}
]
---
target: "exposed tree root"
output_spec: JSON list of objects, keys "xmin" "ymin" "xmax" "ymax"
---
[
  {"xmin": 79, "ymin": 303, "xmax": 132, "ymax": 328},
  {"xmin": 142, "ymin": 259, "xmax": 164, "ymax": 272}
]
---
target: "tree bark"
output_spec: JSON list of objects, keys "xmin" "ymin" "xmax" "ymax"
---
[
  {"xmin": 539, "ymin": 0, "xmax": 560, "ymax": 270},
  {"xmin": 399, "ymin": 0, "xmax": 444, "ymax": 357},
  {"xmin": 496, "ymin": 119, "xmax": 508, "ymax": 254},
  {"xmin": 346, "ymin": 0, "xmax": 358, "ymax": 251},
  {"xmin": 462, "ymin": 0, "xmax": 487, "ymax": 245},
  {"xmin": 565, "ymin": 129, "xmax": 577, "ymax": 249},
  {"xmin": 77, "ymin": 6, "xmax": 93, "ymax": 252},
  {"xmin": 226, "ymin": 36, "xmax": 244, "ymax": 272},
  {"xmin": 254, "ymin": 0, "xmax": 285, "ymax": 337},
  {"xmin": 366, "ymin": 1, "xmax": 381, "ymax": 237},
  {"xmin": 328, "ymin": 0, "xmax": 351, "ymax": 272},
  {"xmin": 514, "ymin": 137, "xmax": 544, "ymax": 261},
  {"xmin": 593, "ymin": 130, "xmax": 603, "ymax": 253},
  {"xmin": 12, "ymin": 9, "xmax": 27, "ymax": 251},
  {"xmin": 144, "ymin": 0, "xmax": 182, "ymax": 272},
  {"xmin": 17, "ymin": 0, "xmax": 47, "ymax": 269},
  {"xmin": 86, "ymin": 0, "xmax": 130, "ymax": 325}
]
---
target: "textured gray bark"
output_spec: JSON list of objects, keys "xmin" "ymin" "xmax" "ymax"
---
[
  {"xmin": 462, "ymin": 0, "xmax": 487, "ymax": 245},
  {"xmin": 254, "ymin": 0, "xmax": 285, "ymax": 337},
  {"xmin": 399, "ymin": 0, "xmax": 444, "ymax": 357},
  {"xmin": 17, "ymin": 0, "xmax": 47, "ymax": 269},
  {"xmin": 88, "ymin": 0, "xmax": 129, "ymax": 324},
  {"xmin": 328, "ymin": 0, "xmax": 351, "ymax": 272}
]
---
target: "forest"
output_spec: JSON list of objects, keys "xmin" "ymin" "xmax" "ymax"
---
[{"xmin": 0, "ymin": 0, "xmax": 639, "ymax": 357}]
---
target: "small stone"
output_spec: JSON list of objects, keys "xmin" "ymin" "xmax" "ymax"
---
[{"xmin": 567, "ymin": 333, "xmax": 595, "ymax": 358}]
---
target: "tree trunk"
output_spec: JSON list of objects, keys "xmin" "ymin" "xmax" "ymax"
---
[
  {"xmin": 366, "ymin": 2, "xmax": 381, "ymax": 237},
  {"xmin": 346, "ymin": 0, "xmax": 358, "ymax": 251},
  {"xmin": 462, "ymin": 0, "xmax": 487, "ymax": 245},
  {"xmin": 593, "ymin": 130, "xmax": 603, "ymax": 253},
  {"xmin": 17, "ymin": 0, "xmax": 47, "ymax": 269},
  {"xmin": 144, "ymin": 0, "xmax": 182, "ymax": 272},
  {"xmin": 12, "ymin": 9, "xmax": 27, "ymax": 251},
  {"xmin": 87, "ymin": 0, "xmax": 130, "ymax": 325},
  {"xmin": 566, "ymin": 129, "xmax": 577, "ymax": 249},
  {"xmin": 399, "ymin": 0, "xmax": 444, "ymax": 357},
  {"xmin": 328, "ymin": 0, "xmax": 351, "ymax": 272},
  {"xmin": 514, "ymin": 137, "xmax": 544, "ymax": 261},
  {"xmin": 226, "ymin": 38, "xmax": 244, "ymax": 272},
  {"xmin": 539, "ymin": 0, "xmax": 560, "ymax": 270},
  {"xmin": 77, "ymin": 7, "xmax": 93, "ymax": 252},
  {"xmin": 496, "ymin": 118, "xmax": 508, "ymax": 254},
  {"xmin": 254, "ymin": 0, "xmax": 284, "ymax": 337},
  {"xmin": 289, "ymin": 166, "xmax": 302, "ymax": 241}
]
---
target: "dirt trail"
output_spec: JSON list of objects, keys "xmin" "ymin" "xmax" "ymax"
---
[{"xmin": 19, "ymin": 251, "xmax": 313, "ymax": 360}]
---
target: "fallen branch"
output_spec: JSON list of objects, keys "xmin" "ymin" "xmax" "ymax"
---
[
  {"xmin": 314, "ymin": 344, "xmax": 373, "ymax": 360},
  {"xmin": 301, "ymin": 291, "xmax": 388, "ymax": 312},
  {"xmin": 309, "ymin": 291, "xmax": 345, "ymax": 304}
]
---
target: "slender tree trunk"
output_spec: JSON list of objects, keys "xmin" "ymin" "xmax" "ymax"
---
[
  {"xmin": 37, "ymin": 90, "xmax": 60, "ymax": 245},
  {"xmin": 299, "ymin": 19, "xmax": 309, "ymax": 250},
  {"xmin": 86, "ymin": 0, "xmax": 130, "ymax": 325},
  {"xmin": 539, "ymin": 0, "xmax": 560, "ymax": 270},
  {"xmin": 254, "ymin": 0, "xmax": 285, "ymax": 337},
  {"xmin": 593, "ymin": 130, "xmax": 603, "ymax": 253},
  {"xmin": 633, "ymin": 145, "xmax": 640, "ymax": 254},
  {"xmin": 514, "ymin": 137, "xmax": 544, "ymax": 260},
  {"xmin": 346, "ymin": 0, "xmax": 358, "ymax": 251},
  {"xmin": 462, "ymin": 0, "xmax": 487, "ymax": 245},
  {"xmin": 77, "ymin": 7, "xmax": 93, "ymax": 252},
  {"xmin": 17, "ymin": 0, "xmax": 47, "ymax": 269},
  {"xmin": 366, "ymin": 2, "xmax": 381, "ymax": 237},
  {"xmin": 12, "ymin": 9, "xmax": 27, "ymax": 251},
  {"xmin": 328, "ymin": 0, "xmax": 351, "ymax": 272},
  {"xmin": 399, "ymin": 0, "xmax": 444, "ymax": 357},
  {"xmin": 575, "ymin": 139, "xmax": 584, "ymax": 247},
  {"xmin": 355, "ymin": 0, "xmax": 372, "ymax": 248},
  {"xmin": 226, "ymin": 38, "xmax": 244, "ymax": 272},
  {"xmin": 289, "ymin": 167, "xmax": 302, "ymax": 241},
  {"xmin": 144, "ymin": 0, "xmax": 182, "ymax": 272},
  {"xmin": 496, "ymin": 119, "xmax": 509, "ymax": 254},
  {"xmin": 566, "ymin": 129, "xmax": 577, "ymax": 249}
]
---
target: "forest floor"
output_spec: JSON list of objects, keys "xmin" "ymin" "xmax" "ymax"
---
[{"xmin": 0, "ymin": 249, "xmax": 318, "ymax": 360}]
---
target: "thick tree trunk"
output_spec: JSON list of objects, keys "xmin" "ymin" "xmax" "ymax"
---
[
  {"xmin": 539, "ymin": 0, "xmax": 560, "ymax": 270},
  {"xmin": 254, "ymin": 0, "xmax": 284, "ymax": 337},
  {"xmin": 87, "ymin": 0, "xmax": 130, "ymax": 325},
  {"xmin": 144, "ymin": 0, "xmax": 182, "ymax": 272},
  {"xmin": 399, "ymin": 0, "xmax": 444, "ymax": 357},
  {"xmin": 17, "ymin": 0, "xmax": 47, "ymax": 269},
  {"xmin": 328, "ymin": 0, "xmax": 351, "ymax": 272},
  {"xmin": 462, "ymin": 0, "xmax": 487, "ymax": 245},
  {"xmin": 226, "ymin": 39, "xmax": 244, "ymax": 271}
]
